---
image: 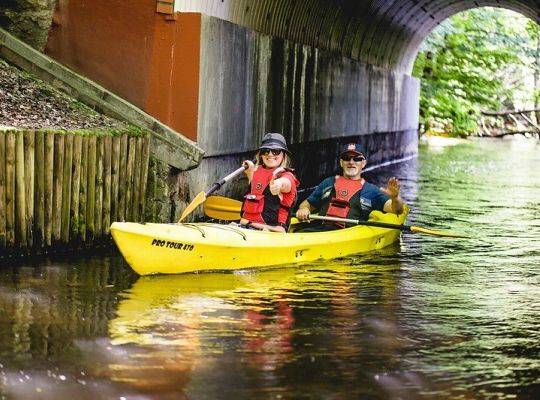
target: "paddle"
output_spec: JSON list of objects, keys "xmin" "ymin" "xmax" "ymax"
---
[
  {"xmin": 203, "ymin": 195, "xmax": 468, "ymax": 238},
  {"xmin": 204, "ymin": 195, "xmax": 244, "ymax": 221},
  {"xmin": 305, "ymin": 215, "xmax": 467, "ymax": 237},
  {"xmin": 178, "ymin": 164, "xmax": 249, "ymax": 222}
]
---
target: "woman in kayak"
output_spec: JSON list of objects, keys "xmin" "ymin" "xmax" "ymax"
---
[{"xmin": 240, "ymin": 133, "xmax": 299, "ymax": 232}]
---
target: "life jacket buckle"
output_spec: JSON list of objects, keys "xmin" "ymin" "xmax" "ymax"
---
[{"xmin": 329, "ymin": 198, "xmax": 349, "ymax": 208}]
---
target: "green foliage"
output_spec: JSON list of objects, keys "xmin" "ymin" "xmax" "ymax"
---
[
  {"xmin": 526, "ymin": 20, "xmax": 539, "ymax": 41},
  {"xmin": 414, "ymin": 7, "xmax": 538, "ymax": 137}
]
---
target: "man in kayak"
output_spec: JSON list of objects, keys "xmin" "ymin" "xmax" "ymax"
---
[
  {"xmin": 296, "ymin": 143, "xmax": 403, "ymax": 230},
  {"xmin": 240, "ymin": 133, "xmax": 300, "ymax": 232}
]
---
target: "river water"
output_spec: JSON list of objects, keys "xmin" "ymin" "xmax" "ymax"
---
[{"xmin": 0, "ymin": 137, "xmax": 539, "ymax": 399}]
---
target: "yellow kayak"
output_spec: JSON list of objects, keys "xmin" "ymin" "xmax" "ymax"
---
[{"xmin": 110, "ymin": 209, "xmax": 408, "ymax": 275}]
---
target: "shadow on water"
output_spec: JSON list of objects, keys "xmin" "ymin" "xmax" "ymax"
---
[{"xmin": 0, "ymin": 137, "xmax": 539, "ymax": 399}]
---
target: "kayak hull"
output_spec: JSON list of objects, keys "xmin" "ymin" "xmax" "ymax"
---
[{"xmin": 110, "ymin": 210, "xmax": 407, "ymax": 275}]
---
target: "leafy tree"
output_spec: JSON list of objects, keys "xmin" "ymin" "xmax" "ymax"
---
[
  {"xmin": 526, "ymin": 20, "xmax": 540, "ymax": 122},
  {"xmin": 413, "ymin": 8, "xmax": 537, "ymax": 137}
]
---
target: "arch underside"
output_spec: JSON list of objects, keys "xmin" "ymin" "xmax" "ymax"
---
[{"xmin": 176, "ymin": 0, "xmax": 539, "ymax": 73}]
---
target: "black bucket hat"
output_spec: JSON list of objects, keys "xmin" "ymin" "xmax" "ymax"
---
[{"xmin": 258, "ymin": 133, "xmax": 290, "ymax": 155}]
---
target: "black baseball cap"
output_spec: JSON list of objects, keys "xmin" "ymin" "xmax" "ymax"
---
[{"xmin": 339, "ymin": 143, "xmax": 366, "ymax": 157}]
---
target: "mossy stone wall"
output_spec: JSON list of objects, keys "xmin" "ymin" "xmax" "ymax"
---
[{"xmin": 0, "ymin": 0, "xmax": 56, "ymax": 51}]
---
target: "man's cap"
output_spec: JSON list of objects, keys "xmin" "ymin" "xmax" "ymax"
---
[
  {"xmin": 339, "ymin": 143, "xmax": 366, "ymax": 157},
  {"xmin": 259, "ymin": 133, "xmax": 290, "ymax": 154}
]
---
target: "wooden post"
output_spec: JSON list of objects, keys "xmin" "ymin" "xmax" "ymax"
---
[
  {"xmin": 111, "ymin": 136, "xmax": 120, "ymax": 223},
  {"xmin": 117, "ymin": 135, "xmax": 128, "ymax": 221},
  {"xmin": 0, "ymin": 132, "xmax": 6, "ymax": 248},
  {"xmin": 102, "ymin": 135, "xmax": 112, "ymax": 234},
  {"xmin": 24, "ymin": 131, "xmax": 35, "ymax": 247},
  {"xmin": 125, "ymin": 137, "xmax": 136, "ymax": 221},
  {"xmin": 94, "ymin": 136, "xmax": 104, "ymax": 237},
  {"xmin": 131, "ymin": 137, "xmax": 142, "ymax": 222},
  {"xmin": 145, "ymin": 158, "xmax": 156, "ymax": 222},
  {"xmin": 86, "ymin": 136, "xmax": 96, "ymax": 238},
  {"xmin": 79, "ymin": 137, "xmax": 88, "ymax": 241},
  {"xmin": 15, "ymin": 132, "xmax": 27, "ymax": 247},
  {"xmin": 52, "ymin": 134, "xmax": 64, "ymax": 242},
  {"xmin": 71, "ymin": 135, "xmax": 82, "ymax": 241},
  {"xmin": 139, "ymin": 136, "xmax": 151, "ymax": 222},
  {"xmin": 61, "ymin": 134, "xmax": 73, "ymax": 243},
  {"xmin": 34, "ymin": 131, "xmax": 45, "ymax": 247},
  {"xmin": 44, "ymin": 132, "xmax": 54, "ymax": 246},
  {"xmin": 5, "ymin": 132, "xmax": 15, "ymax": 247}
]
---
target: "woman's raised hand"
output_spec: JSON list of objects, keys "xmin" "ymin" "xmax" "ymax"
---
[{"xmin": 243, "ymin": 160, "xmax": 255, "ymax": 172}]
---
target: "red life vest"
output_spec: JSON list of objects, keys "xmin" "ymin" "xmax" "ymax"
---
[
  {"xmin": 326, "ymin": 176, "xmax": 365, "ymax": 220},
  {"xmin": 242, "ymin": 167, "xmax": 297, "ymax": 226}
]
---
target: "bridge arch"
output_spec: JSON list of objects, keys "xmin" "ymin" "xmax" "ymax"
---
[{"xmin": 175, "ymin": 0, "xmax": 539, "ymax": 72}]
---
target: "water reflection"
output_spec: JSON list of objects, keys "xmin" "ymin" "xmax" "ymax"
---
[
  {"xmin": 104, "ymin": 258, "xmax": 408, "ymax": 398},
  {"xmin": 0, "ymin": 254, "xmax": 138, "ymax": 399},
  {"xmin": 0, "ymin": 256, "xmax": 133, "ymax": 363},
  {"xmin": 0, "ymin": 137, "xmax": 539, "ymax": 399},
  {"xmin": 1, "ymin": 253, "xmax": 416, "ymax": 399}
]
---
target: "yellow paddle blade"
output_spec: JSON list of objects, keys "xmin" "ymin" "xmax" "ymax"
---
[
  {"xmin": 204, "ymin": 196, "xmax": 242, "ymax": 220},
  {"xmin": 178, "ymin": 191, "xmax": 207, "ymax": 222},
  {"xmin": 410, "ymin": 226, "xmax": 469, "ymax": 238}
]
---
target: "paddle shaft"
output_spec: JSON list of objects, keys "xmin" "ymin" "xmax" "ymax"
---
[
  {"xmin": 203, "ymin": 197, "xmax": 406, "ymax": 229},
  {"xmin": 179, "ymin": 163, "xmax": 250, "ymax": 222},
  {"xmin": 203, "ymin": 195, "xmax": 467, "ymax": 237},
  {"xmin": 308, "ymin": 214, "xmax": 411, "ymax": 232},
  {"xmin": 205, "ymin": 164, "xmax": 249, "ymax": 197}
]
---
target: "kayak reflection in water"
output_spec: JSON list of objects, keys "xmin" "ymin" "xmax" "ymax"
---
[
  {"xmin": 296, "ymin": 143, "xmax": 404, "ymax": 232},
  {"xmin": 240, "ymin": 133, "xmax": 300, "ymax": 233}
]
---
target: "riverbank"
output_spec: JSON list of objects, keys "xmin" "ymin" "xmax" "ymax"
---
[
  {"xmin": 420, "ymin": 134, "xmax": 468, "ymax": 147},
  {"xmin": 0, "ymin": 58, "xmax": 126, "ymax": 130},
  {"xmin": 420, "ymin": 132, "xmax": 538, "ymax": 150},
  {"xmin": 0, "ymin": 58, "xmax": 158, "ymax": 256}
]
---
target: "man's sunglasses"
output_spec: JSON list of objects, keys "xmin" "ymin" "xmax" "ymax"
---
[
  {"xmin": 260, "ymin": 148, "xmax": 282, "ymax": 156},
  {"xmin": 340, "ymin": 155, "xmax": 365, "ymax": 162}
]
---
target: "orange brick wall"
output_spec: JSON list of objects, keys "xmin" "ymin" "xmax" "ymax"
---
[{"xmin": 46, "ymin": 1, "xmax": 200, "ymax": 141}]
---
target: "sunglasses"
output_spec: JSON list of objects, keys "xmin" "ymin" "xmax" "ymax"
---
[
  {"xmin": 260, "ymin": 148, "xmax": 282, "ymax": 156},
  {"xmin": 340, "ymin": 155, "xmax": 365, "ymax": 162}
]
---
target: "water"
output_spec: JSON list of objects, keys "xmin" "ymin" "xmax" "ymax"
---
[{"xmin": 1, "ymin": 137, "xmax": 539, "ymax": 399}]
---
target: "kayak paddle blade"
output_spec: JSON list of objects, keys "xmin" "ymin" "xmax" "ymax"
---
[
  {"xmin": 410, "ymin": 226, "xmax": 469, "ymax": 238},
  {"xmin": 204, "ymin": 196, "xmax": 242, "ymax": 220},
  {"xmin": 178, "ymin": 191, "xmax": 207, "ymax": 222}
]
